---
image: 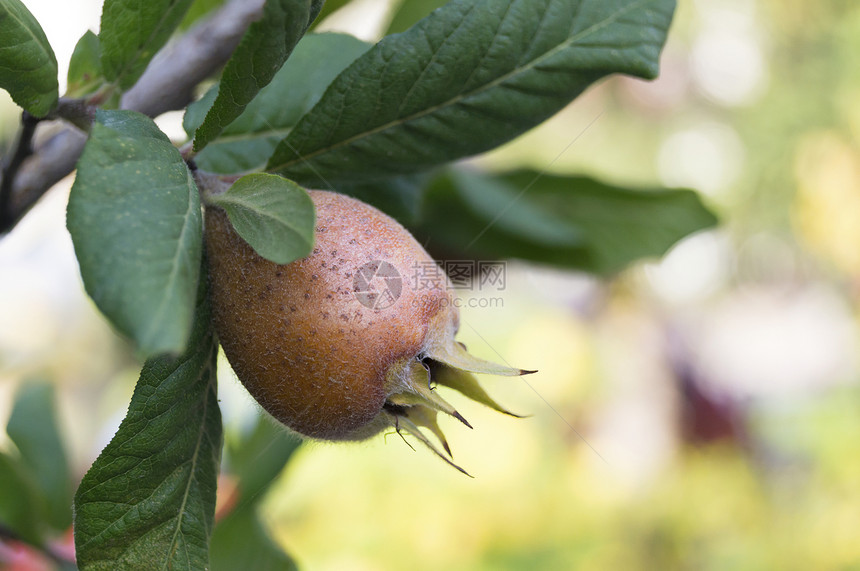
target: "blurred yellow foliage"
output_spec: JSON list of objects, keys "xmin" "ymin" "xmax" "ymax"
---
[{"xmin": 793, "ymin": 132, "xmax": 860, "ymax": 274}]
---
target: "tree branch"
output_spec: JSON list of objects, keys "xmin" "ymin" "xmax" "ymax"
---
[
  {"xmin": 0, "ymin": 0, "xmax": 266, "ymax": 235},
  {"xmin": 0, "ymin": 111, "xmax": 40, "ymax": 230},
  {"xmin": 50, "ymin": 97, "xmax": 97, "ymax": 132}
]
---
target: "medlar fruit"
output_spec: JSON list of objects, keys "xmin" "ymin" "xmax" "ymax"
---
[{"xmin": 205, "ymin": 190, "xmax": 531, "ymax": 473}]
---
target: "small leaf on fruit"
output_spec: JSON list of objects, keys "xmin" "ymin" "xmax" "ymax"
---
[{"xmin": 207, "ymin": 173, "xmax": 315, "ymax": 265}]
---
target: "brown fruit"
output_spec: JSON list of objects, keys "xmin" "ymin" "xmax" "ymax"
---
[{"xmin": 205, "ymin": 189, "xmax": 530, "ymax": 472}]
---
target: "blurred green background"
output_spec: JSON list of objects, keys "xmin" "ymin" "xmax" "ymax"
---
[{"xmin": 2, "ymin": 0, "xmax": 860, "ymax": 569}]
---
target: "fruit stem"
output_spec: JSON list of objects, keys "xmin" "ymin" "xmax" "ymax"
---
[{"xmin": 194, "ymin": 170, "xmax": 240, "ymax": 203}]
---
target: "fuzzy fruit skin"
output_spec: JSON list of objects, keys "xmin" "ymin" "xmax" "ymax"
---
[{"xmin": 205, "ymin": 190, "xmax": 455, "ymax": 440}]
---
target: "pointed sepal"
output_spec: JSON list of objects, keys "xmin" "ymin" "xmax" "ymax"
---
[
  {"xmin": 426, "ymin": 340, "xmax": 532, "ymax": 377},
  {"xmin": 389, "ymin": 381, "xmax": 472, "ymax": 431},
  {"xmin": 431, "ymin": 362, "xmax": 526, "ymax": 418},
  {"xmin": 403, "ymin": 405, "xmax": 452, "ymax": 457},
  {"xmin": 385, "ymin": 410, "xmax": 471, "ymax": 477}
]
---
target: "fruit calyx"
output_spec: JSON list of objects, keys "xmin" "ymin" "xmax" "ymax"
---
[{"xmin": 381, "ymin": 338, "xmax": 534, "ymax": 475}]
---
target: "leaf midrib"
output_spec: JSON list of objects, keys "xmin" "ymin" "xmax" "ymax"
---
[
  {"xmin": 75, "ymin": 349, "xmax": 214, "ymax": 561},
  {"xmin": 163, "ymin": 352, "xmax": 213, "ymax": 570},
  {"xmin": 141, "ymin": 164, "xmax": 197, "ymax": 350}
]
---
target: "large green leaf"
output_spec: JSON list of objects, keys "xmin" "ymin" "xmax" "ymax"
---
[
  {"xmin": 416, "ymin": 169, "xmax": 718, "ymax": 274},
  {"xmin": 67, "ymin": 110, "xmax": 202, "ymax": 356},
  {"xmin": 500, "ymin": 170, "xmax": 718, "ymax": 272},
  {"xmin": 267, "ymin": 0, "xmax": 676, "ymax": 185},
  {"xmin": 0, "ymin": 0, "xmax": 58, "ymax": 116},
  {"xmin": 6, "ymin": 382, "xmax": 72, "ymax": 532},
  {"xmin": 184, "ymin": 32, "xmax": 371, "ymax": 173},
  {"xmin": 74, "ymin": 283, "xmax": 221, "ymax": 571},
  {"xmin": 66, "ymin": 30, "xmax": 103, "ymax": 98},
  {"xmin": 206, "ymin": 173, "xmax": 315, "ymax": 265},
  {"xmin": 192, "ymin": 0, "xmax": 316, "ymax": 152},
  {"xmin": 99, "ymin": 0, "xmax": 194, "ymax": 90}
]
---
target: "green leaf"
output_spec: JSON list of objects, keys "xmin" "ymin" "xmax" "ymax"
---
[
  {"xmin": 99, "ymin": 0, "xmax": 194, "ymax": 90},
  {"xmin": 385, "ymin": 0, "xmax": 448, "ymax": 35},
  {"xmin": 226, "ymin": 415, "xmax": 301, "ymax": 502},
  {"xmin": 192, "ymin": 0, "xmax": 316, "ymax": 152},
  {"xmin": 184, "ymin": 32, "xmax": 371, "ymax": 173},
  {"xmin": 210, "ymin": 504, "xmax": 297, "ymax": 571},
  {"xmin": 449, "ymin": 169, "xmax": 584, "ymax": 246},
  {"xmin": 501, "ymin": 170, "xmax": 718, "ymax": 272},
  {"xmin": 6, "ymin": 382, "xmax": 72, "ymax": 531},
  {"xmin": 267, "ymin": 0, "xmax": 676, "ymax": 185},
  {"xmin": 0, "ymin": 0, "xmax": 58, "ymax": 117},
  {"xmin": 207, "ymin": 173, "xmax": 315, "ymax": 265},
  {"xmin": 74, "ymin": 282, "xmax": 221, "ymax": 571},
  {"xmin": 209, "ymin": 416, "xmax": 299, "ymax": 571},
  {"xmin": 415, "ymin": 169, "xmax": 718, "ymax": 274},
  {"xmin": 0, "ymin": 451, "xmax": 44, "ymax": 546},
  {"xmin": 414, "ymin": 170, "xmax": 590, "ymax": 267},
  {"xmin": 67, "ymin": 109, "xmax": 202, "ymax": 356},
  {"xmin": 66, "ymin": 30, "xmax": 103, "ymax": 98}
]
